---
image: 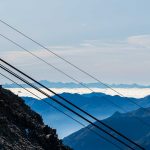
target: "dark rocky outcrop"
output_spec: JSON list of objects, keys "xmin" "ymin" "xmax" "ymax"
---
[{"xmin": 0, "ymin": 88, "xmax": 72, "ymax": 150}]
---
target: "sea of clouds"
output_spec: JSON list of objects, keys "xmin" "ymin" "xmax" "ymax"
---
[{"xmin": 7, "ymin": 88, "xmax": 150, "ymax": 99}]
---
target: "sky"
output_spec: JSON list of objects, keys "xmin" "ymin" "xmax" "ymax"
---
[{"xmin": 0, "ymin": 0, "xmax": 150, "ymax": 85}]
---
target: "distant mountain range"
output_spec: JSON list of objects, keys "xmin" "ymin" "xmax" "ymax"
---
[
  {"xmin": 23, "ymin": 92, "xmax": 150, "ymax": 138},
  {"xmin": 63, "ymin": 107, "xmax": 150, "ymax": 150},
  {"xmin": 3, "ymin": 80, "xmax": 150, "ymax": 88}
]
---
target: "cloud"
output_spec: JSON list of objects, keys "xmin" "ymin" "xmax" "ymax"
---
[
  {"xmin": 80, "ymin": 43, "xmax": 94, "ymax": 47},
  {"xmin": 0, "ymin": 45, "xmax": 89, "ymax": 67},
  {"xmin": 81, "ymin": 35, "xmax": 150, "ymax": 52},
  {"xmin": 1, "ymin": 35, "xmax": 150, "ymax": 84},
  {"xmin": 127, "ymin": 34, "xmax": 150, "ymax": 48},
  {"xmin": 80, "ymin": 39, "xmax": 131, "ymax": 49},
  {"xmin": 1, "ymin": 50, "xmax": 50, "ymax": 66},
  {"xmin": 47, "ymin": 46, "xmax": 73, "ymax": 50}
]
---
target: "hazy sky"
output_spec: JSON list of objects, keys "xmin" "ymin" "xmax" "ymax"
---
[{"xmin": 0, "ymin": 0, "xmax": 150, "ymax": 84}]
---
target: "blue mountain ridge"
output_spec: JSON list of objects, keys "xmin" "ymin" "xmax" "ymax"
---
[
  {"xmin": 22, "ymin": 92, "xmax": 150, "ymax": 138},
  {"xmin": 63, "ymin": 106, "xmax": 150, "ymax": 150},
  {"xmin": 3, "ymin": 80, "xmax": 150, "ymax": 88}
]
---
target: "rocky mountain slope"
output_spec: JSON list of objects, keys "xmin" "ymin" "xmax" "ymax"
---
[{"xmin": 0, "ymin": 87, "xmax": 72, "ymax": 150}]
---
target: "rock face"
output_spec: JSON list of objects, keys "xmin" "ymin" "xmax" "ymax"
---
[{"xmin": 0, "ymin": 88, "xmax": 72, "ymax": 150}]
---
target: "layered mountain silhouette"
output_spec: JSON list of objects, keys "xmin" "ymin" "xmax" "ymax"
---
[
  {"xmin": 23, "ymin": 93, "xmax": 150, "ymax": 137},
  {"xmin": 0, "ymin": 88, "xmax": 71, "ymax": 150},
  {"xmin": 63, "ymin": 107, "xmax": 150, "ymax": 150},
  {"xmin": 3, "ymin": 80, "xmax": 150, "ymax": 88}
]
